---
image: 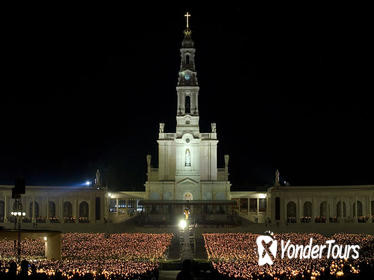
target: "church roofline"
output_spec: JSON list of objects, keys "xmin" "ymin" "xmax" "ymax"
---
[
  {"xmin": 268, "ymin": 184, "xmax": 374, "ymax": 191},
  {"xmin": 0, "ymin": 184, "xmax": 103, "ymax": 191}
]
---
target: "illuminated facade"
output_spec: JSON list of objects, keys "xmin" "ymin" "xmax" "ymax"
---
[
  {"xmin": 144, "ymin": 21, "xmax": 230, "ymax": 202},
  {"xmin": 0, "ymin": 170, "xmax": 144, "ymax": 227},
  {"xmin": 0, "ymin": 184, "xmax": 107, "ymax": 225},
  {"xmin": 230, "ymin": 184, "xmax": 374, "ymax": 225}
]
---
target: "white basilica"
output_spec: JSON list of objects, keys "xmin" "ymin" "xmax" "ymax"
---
[{"xmin": 144, "ymin": 18, "xmax": 230, "ymax": 202}]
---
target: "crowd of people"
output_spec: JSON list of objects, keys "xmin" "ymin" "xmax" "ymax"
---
[
  {"xmin": 203, "ymin": 232, "xmax": 374, "ymax": 279},
  {"xmin": 1, "ymin": 232, "xmax": 373, "ymax": 279},
  {"xmin": 61, "ymin": 233, "xmax": 172, "ymax": 261},
  {"xmin": 0, "ymin": 238, "xmax": 44, "ymax": 259},
  {"xmin": 0, "ymin": 233, "xmax": 173, "ymax": 279}
]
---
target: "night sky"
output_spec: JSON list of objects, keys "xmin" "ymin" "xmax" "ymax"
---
[{"xmin": 1, "ymin": 5, "xmax": 372, "ymax": 191}]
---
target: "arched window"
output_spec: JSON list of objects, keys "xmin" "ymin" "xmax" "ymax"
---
[
  {"xmin": 303, "ymin": 201, "xmax": 312, "ymax": 217},
  {"xmin": 79, "ymin": 201, "xmax": 89, "ymax": 218},
  {"xmin": 185, "ymin": 149, "xmax": 191, "ymax": 167},
  {"xmin": 48, "ymin": 201, "xmax": 56, "ymax": 217},
  {"xmin": 320, "ymin": 201, "xmax": 328, "ymax": 217},
  {"xmin": 287, "ymin": 201, "xmax": 296, "ymax": 219},
  {"xmin": 336, "ymin": 201, "xmax": 346, "ymax": 218},
  {"xmin": 186, "ymin": 54, "xmax": 190, "ymax": 64},
  {"xmin": 63, "ymin": 201, "xmax": 73, "ymax": 218},
  {"xmin": 353, "ymin": 201, "xmax": 363, "ymax": 217},
  {"xmin": 185, "ymin": 96, "xmax": 190, "ymax": 114},
  {"xmin": 29, "ymin": 201, "xmax": 40, "ymax": 218}
]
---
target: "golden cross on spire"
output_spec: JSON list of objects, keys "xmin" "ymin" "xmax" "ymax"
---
[{"xmin": 184, "ymin": 12, "xmax": 191, "ymax": 28}]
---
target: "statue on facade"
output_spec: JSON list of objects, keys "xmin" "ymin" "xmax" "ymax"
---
[
  {"xmin": 184, "ymin": 208, "xmax": 190, "ymax": 219},
  {"xmin": 146, "ymin": 155, "xmax": 152, "ymax": 173},
  {"xmin": 185, "ymin": 149, "xmax": 191, "ymax": 167},
  {"xmin": 211, "ymin": 123, "xmax": 216, "ymax": 133},
  {"xmin": 274, "ymin": 169, "xmax": 280, "ymax": 187},
  {"xmin": 159, "ymin": 123, "xmax": 165, "ymax": 133},
  {"xmin": 224, "ymin": 155, "xmax": 229, "ymax": 169},
  {"xmin": 95, "ymin": 169, "xmax": 101, "ymax": 187}
]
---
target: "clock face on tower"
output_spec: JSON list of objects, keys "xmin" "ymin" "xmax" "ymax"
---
[{"xmin": 184, "ymin": 73, "xmax": 190, "ymax": 80}]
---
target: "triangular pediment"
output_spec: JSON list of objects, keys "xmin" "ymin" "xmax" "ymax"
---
[{"xmin": 176, "ymin": 177, "xmax": 199, "ymax": 185}]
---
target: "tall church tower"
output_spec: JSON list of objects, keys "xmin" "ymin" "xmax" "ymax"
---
[
  {"xmin": 145, "ymin": 13, "xmax": 230, "ymax": 201},
  {"xmin": 176, "ymin": 12, "xmax": 200, "ymax": 135}
]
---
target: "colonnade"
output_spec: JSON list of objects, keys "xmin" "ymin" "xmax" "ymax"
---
[
  {"xmin": 0, "ymin": 194, "xmax": 104, "ymax": 224},
  {"xmin": 278, "ymin": 196, "xmax": 374, "ymax": 224}
]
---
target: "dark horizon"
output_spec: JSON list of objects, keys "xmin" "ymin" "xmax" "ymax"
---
[{"xmin": 1, "ymin": 6, "xmax": 372, "ymax": 191}]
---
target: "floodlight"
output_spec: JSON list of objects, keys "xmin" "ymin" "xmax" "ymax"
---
[{"xmin": 179, "ymin": 219, "xmax": 187, "ymax": 230}]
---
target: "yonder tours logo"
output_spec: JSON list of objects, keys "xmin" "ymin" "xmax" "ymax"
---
[{"xmin": 256, "ymin": 232, "xmax": 360, "ymax": 266}]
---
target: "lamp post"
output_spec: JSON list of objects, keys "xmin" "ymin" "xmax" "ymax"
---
[{"xmin": 11, "ymin": 210, "xmax": 26, "ymax": 262}]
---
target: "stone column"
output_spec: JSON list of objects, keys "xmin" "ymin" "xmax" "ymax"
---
[
  {"xmin": 60, "ymin": 198, "xmax": 64, "ymax": 224},
  {"xmin": 4, "ymin": 195, "xmax": 7, "ymax": 223},
  {"xmin": 297, "ymin": 198, "xmax": 301, "ymax": 223},
  {"xmin": 181, "ymin": 92, "xmax": 185, "ymax": 114},
  {"xmin": 195, "ymin": 92, "xmax": 199, "ymax": 114},
  {"xmin": 247, "ymin": 198, "xmax": 249, "ymax": 216},
  {"xmin": 312, "ymin": 197, "xmax": 316, "ymax": 223},
  {"xmin": 116, "ymin": 198, "xmax": 119, "ymax": 216},
  {"xmin": 75, "ymin": 199, "xmax": 79, "ymax": 223},
  {"xmin": 87, "ymin": 198, "xmax": 90, "ymax": 223},
  {"xmin": 355, "ymin": 196, "xmax": 358, "ymax": 223},
  {"xmin": 191, "ymin": 94, "xmax": 196, "ymax": 114},
  {"xmin": 177, "ymin": 93, "xmax": 181, "ymax": 114},
  {"xmin": 256, "ymin": 198, "xmax": 259, "ymax": 221},
  {"xmin": 89, "ymin": 197, "xmax": 94, "ymax": 224},
  {"xmin": 46, "ymin": 197, "xmax": 49, "ymax": 223},
  {"xmin": 32, "ymin": 197, "xmax": 36, "ymax": 223},
  {"xmin": 340, "ymin": 197, "xmax": 343, "ymax": 223}
]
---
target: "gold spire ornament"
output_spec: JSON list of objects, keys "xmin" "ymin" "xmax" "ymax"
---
[
  {"xmin": 184, "ymin": 12, "xmax": 192, "ymax": 36},
  {"xmin": 184, "ymin": 12, "xmax": 191, "ymax": 28}
]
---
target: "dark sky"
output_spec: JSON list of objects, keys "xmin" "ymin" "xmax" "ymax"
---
[{"xmin": 1, "ymin": 5, "xmax": 372, "ymax": 191}]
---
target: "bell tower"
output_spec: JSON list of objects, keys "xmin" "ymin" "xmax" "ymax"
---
[
  {"xmin": 176, "ymin": 12, "xmax": 200, "ymax": 136},
  {"xmin": 146, "ymin": 12, "xmax": 231, "ymax": 203}
]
